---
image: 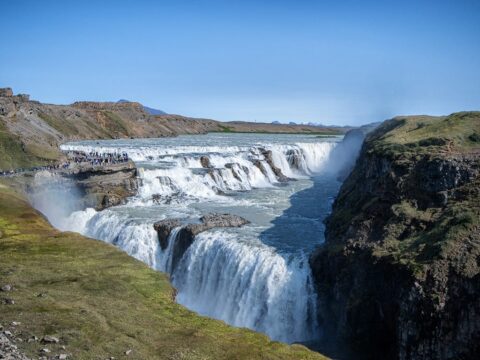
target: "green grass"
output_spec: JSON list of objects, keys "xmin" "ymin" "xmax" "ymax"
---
[
  {"xmin": 0, "ymin": 184, "xmax": 328, "ymax": 360},
  {"xmin": 217, "ymin": 124, "xmax": 234, "ymax": 133},
  {"xmin": 102, "ymin": 111, "xmax": 131, "ymax": 136},
  {"xmin": 368, "ymin": 112, "xmax": 480, "ymax": 160},
  {"xmin": 38, "ymin": 111, "xmax": 81, "ymax": 136},
  {"xmin": 0, "ymin": 120, "xmax": 58, "ymax": 170}
]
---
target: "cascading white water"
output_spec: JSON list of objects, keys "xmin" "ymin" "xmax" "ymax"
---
[
  {"xmin": 173, "ymin": 231, "xmax": 318, "ymax": 342},
  {"xmin": 54, "ymin": 134, "xmax": 342, "ymax": 343}
]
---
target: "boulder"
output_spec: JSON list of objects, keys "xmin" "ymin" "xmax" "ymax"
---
[
  {"xmin": 153, "ymin": 213, "xmax": 249, "ymax": 271},
  {"xmin": 42, "ymin": 335, "xmax": 59, "ymax": 344},
  {"xmin": 200, "ymin": 213, "xmax": 250, "ymax": 229},
  {"xmin": 260, "ymin": 149, "xmax": 290, "ymax": 182},
  {"xmin": 200, "ymin": 156, "xmax": 212, "ymax": 168},
  {"xmin": 153, "ymin": 219, "xmax": 182, "ymax": 250},
  {"xmin": 0, "ymin": 285, "xmax": 12, "ymax": 292}
]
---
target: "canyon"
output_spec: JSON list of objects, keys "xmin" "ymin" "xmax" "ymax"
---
[{"xmin": 1, "ymin": 88, "xmax": 479, "ymax": 360}]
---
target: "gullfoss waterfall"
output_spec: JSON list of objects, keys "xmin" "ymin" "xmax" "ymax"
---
[{"xmin": 50, "ymin": 134, "xmax": 342, "ymax": 343}]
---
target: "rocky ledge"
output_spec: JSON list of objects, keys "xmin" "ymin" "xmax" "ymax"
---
[
  {"xmin": 63, "ymin": 161, "xmax": 138, "ymax": 210},
  {"xmin": 310, "ymin": 112, "xmax": 480, "ymax": 360},
  {"xmin": 154, "ymin": 213, "xmax": 249, "ymax": 271}
]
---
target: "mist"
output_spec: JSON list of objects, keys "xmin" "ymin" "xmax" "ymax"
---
[
  {"xmin": 28, "ymin": 172, "xmax": 85, "ymax": 231},
  {"xmin": 324, "ymin": 129, "xmax": 366, "ymax": 180}
]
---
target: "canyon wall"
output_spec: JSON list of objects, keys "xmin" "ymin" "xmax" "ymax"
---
[{"xmin": 310, "ymin": 112, "xmax": 480, "ymax": 359}]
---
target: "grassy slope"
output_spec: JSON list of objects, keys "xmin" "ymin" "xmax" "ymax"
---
[
  {"xmin": 0, "ymin": 120, "xmax": 55, "ymax": 170},
  {"xmin": 327, "ymin": 111, "xmax": 480, "ymax": 274},
  {"xmin": 0, "ymin": 184, "xmax": 327, "ymax": 360},
  {"xmin": 368, "ymin": 111, "xmax": 480, "ymax": 158}
]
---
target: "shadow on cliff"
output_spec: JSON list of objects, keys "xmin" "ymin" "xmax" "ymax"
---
[
  {"xmin": 257, "ymin": 130, "xmax": 365, "ymax": 358},
  {"xmin": 258, "ymin": 129, "xmax": 365, "ymax": 254}
]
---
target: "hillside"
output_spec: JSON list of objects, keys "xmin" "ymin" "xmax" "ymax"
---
[
  {"xmin": 310, "ymin": 111, "xmax": 480, "ymax": 359},
  {"xmin": 0, "ymin": 88, "xmax": 342, "ymax": 170}
]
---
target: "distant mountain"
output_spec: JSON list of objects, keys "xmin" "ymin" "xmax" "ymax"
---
[
  {"xmin": 118, "ymin": 99, "xmax": 167, "ymax": 115},
  {"xmin": 271, "ymin": 121, "xmax": 281, "ymax": 124}
]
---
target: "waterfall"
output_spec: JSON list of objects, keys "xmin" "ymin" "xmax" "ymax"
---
[
  {"xmin": 55, "ymin": 136, "xmax": 339, "ymax": 344},
  {"xmin": 124, "ymin": 142, "xmax": 336, "ymax": 204},
  {"xmin": 172, "ymin": 231, "xmax": 319, "ymax": 343}
]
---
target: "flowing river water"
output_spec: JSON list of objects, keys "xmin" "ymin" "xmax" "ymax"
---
[{"xmin": 33, "ymin": 133, "xmax": 346, "ymax": 344}]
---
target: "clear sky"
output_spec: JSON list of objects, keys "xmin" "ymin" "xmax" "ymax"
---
[{"xmin": 1, "ymin": 0, "xmax": 479, "ymax": 125}]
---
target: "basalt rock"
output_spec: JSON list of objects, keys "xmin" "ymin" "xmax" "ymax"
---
[
  {"xmin": 260, "ymin": 149, "xmax": 291, "ymax": 182},
  {"xmin": 154, "ymin": 213, "xmax": 249, "ymax": 271},
  {"xmin": 65, "ymin": 161, "xmax": 139, "ymax": 210},
  {"xmin": 153, "ymin": 219, "xmax": 182, "ymax": 250},
  {"xmin": 285, "ymin": 148, "xmax": 303, "ymax": 170},
  {"xmin": 200, "ymin": 156, "xmax": 213, "ymax": 168}
]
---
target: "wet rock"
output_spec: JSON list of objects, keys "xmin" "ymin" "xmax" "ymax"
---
[
  {"xmin": 200, "ymin": 156, "xmax": 213, "ymax": 168},
  {"xmin": 154, "ymin": 213, "xmax": 249, "ymax": 271},
  {"xmin": 200, "ymin": 213, "xmax": 250, "ymax": 229},
  {"xmin": 153, "ymin": 219, "xmax": 182, "ymax": 250},
  {"xmin": 285, "ymin": 148, "xmax": 303, "ymax": 169},
  {"xmin": 225, "ymin": 163, "xmax": 243, "ymax": 182},
  {"xmin": 253, "ymin": 160, "xmax": 268, "ymax": 177},
  {"xmin": 65, "ymin": 161, "xmax": 139, "ymax": 210},
  {"xmin": 260, "ymin": 149, "xmax": 290, "ymax": 182}
]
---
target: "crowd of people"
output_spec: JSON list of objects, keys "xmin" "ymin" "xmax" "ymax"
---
[
  {"xmin": 0, "ymin": 151, "xmax": 130, "ymax": 177},
  {"xmin": 67, "ymin": 150, "xmax": 129, "ymax": 166}
]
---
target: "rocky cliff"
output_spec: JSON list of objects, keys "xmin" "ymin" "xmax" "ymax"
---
[
  {"xmin": 64, "ymin": 161, "xmax": 139, "ymax": 210},
  {"xmin": 310, "ymin": 112, "xmax": 480, "ymax": 359}
]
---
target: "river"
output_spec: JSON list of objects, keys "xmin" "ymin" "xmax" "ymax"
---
[{"xmin": 36, "ymin": 133, "xmax": 345, "ymax": 343}]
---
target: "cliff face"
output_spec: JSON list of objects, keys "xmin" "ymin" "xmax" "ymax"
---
[
  {"xmin": 310, "ymin": 112, "xmax": 480, "ymax": 359},
  {"xmin": 64, "ymin": 161, "xmax": 139, "ymax": 210}
]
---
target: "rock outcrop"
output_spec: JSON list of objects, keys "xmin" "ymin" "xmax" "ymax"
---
[
  {"xmin": 65, "ymin": 161, "xmax": 139, "ymax": 210},
  {"xmin": 310, "ymin": 112, "xmax": 480, "ymax": 360},
  {"xmin": 260, "ymin": 149, "xmax": 290, "ymax": 182},
  {"xmin": 0, "ymin": 88, "xmax": 13, "ymax": 97},
  {"xmin": 153, "ymin": 219, "xmax": 182, "ymax": 250},
  {"xmin": 154, "ymin": 213, "xmax": 249, "ymax": 271},
  {"xmin": 200, "ymin": 156, "xmax": 213, "ymax": 168}
]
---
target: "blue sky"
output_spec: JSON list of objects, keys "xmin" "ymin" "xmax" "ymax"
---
[{"xmin": 1, "ymin": 0, "xmax": 479, "ymax": 125}]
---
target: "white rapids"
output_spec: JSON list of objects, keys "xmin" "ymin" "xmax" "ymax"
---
[{"xmin": 41, "ymin": 133, "xmax": 344, "ymax": 343}]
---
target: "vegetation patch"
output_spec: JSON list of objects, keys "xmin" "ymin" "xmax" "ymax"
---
[{"xmin": 102, "ymin": 111, "xmax": 131, "ymax": 136}]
